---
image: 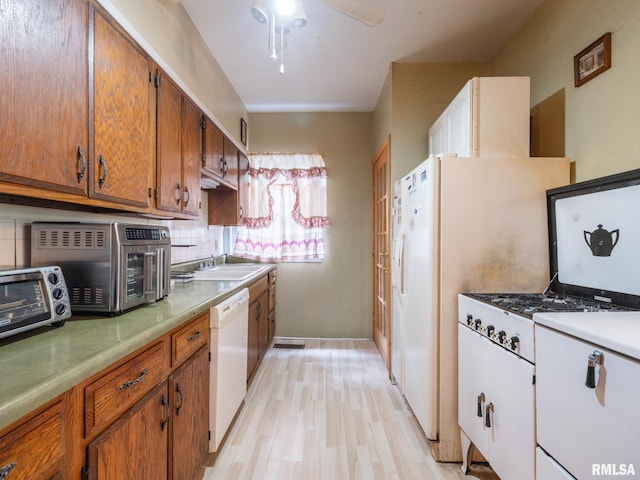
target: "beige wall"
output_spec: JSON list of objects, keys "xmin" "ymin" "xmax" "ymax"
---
[
  {"xmin": 99, "ymin": 0, "xmax": 247, "ymax": 146},
  {"xmin": 248, "ymin": 113, "xmax": 374, "ymax": 338},
  {"xmin": 384, "ymin": 62, "xmax": 489, "ymax": 182},
  {"xmin": 489, "ymin": 0, "xmax": 640, "ymax": 181}
]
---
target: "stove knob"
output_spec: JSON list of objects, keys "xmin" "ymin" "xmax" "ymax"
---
[
  {"xmin": 474, "ymin": 318, "xmax": 482, "ymax": 331},
  {"xmin": 486, "ymin": 325, "xmax": 495, "ymax": 338},
  {"xmin": 497, "ymin": 330, "xmax": 506, "ymax": 344},
  {"xmin": 466, "ymin": 314, "xmax": 473, "ymax": 327},
  {"xmin": 510, "ymin": 336, "xmax": 520, "ymax": 351}
]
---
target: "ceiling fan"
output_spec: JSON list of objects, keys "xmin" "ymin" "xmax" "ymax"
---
[{"xmin": 314, "ymin": 0, "xmax": 385, "ymax": 26}]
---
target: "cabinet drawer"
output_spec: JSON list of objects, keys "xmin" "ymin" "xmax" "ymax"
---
[
  {"xmin": 0, "ymin": 401, "xmax": 64, "ymax": 480},
  {"xmin": 85, "ymin": 340, "xmax": 168, "ymax": 437},
  {"xmin": 171, "ymin": 313, "xmax": 209, "ymax": 366},
  {"xmin": 248, "ymin": 275, "xmax": 269, "ymax": 301}
]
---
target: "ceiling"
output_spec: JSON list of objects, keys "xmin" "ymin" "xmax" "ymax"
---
[{"xmin": 179, "ymin": 0, "xmax": 543, "ymax": 113}]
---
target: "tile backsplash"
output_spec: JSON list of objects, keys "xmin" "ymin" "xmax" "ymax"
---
[{"xmin": 0, "ymin": 191, "xmax": 225, "ymax": 270}]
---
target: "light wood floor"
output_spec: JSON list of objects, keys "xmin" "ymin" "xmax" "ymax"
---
[{"xmin": 203, "ymin": 338, "xmax": 498, "ymax": 480}]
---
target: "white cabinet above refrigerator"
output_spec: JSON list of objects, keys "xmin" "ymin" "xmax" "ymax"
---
[{"xmin": 428, "ymin": 76, "xmax": 531, "ymax": 158}]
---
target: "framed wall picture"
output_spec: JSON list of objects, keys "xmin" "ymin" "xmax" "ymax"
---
[
  {"xmin": 240, "ymin": 118, "xmax": 247, "ymax": 146},
  {"xmin": 574, "ymin": 32, "xmax": 611, "ymax": 87}
]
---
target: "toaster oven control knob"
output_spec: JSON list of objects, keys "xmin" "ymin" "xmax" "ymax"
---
[
  {"xmin": 52, "ymin": 287, "xmax": 64, "ymax": 300},
  {"xmin": 474, "ymin": 318, "xmax": 482, "ymax": 331},
  {"xmin": 510, "ymin": 336, "xmax": 520, "ymax": 351},
  {"xmin": 55, "ymin": 303, "xmax": 67, "ymax": 316},
  {"xmin": 497, "ymin": 330, "xmax": 506, "ymax": 344},
  {"xmin": 486, "ymin": 325, "xmax": 495, "ymax": 338},
  {"xmin": 466, "ymin": 314, "xmax": 473, "ymax": 327},
  {"xmin": 48, "ymin": 272, "xmax": 60, "ymax": 285}
]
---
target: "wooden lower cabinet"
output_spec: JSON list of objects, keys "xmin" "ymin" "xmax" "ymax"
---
[
  {"xmin": 86, "ymin": 383, "xmax": 169, "ymax": 480},
  {"xmin": 0, "ymin": 400, "xmax": 65, "ymax": 480},
  {"xmin": 82, "ymin": 314, "xmax": 210, "ymax": 480},
  {"xmin": 168, "ymin": 346, "xmax": 209, "ymax": 480},
  {"xmin": 247, "ymin": 274, "xmax": 274, "ymax": 384}
]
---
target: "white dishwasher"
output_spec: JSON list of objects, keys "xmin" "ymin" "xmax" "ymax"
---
[{"xmin": 209, "ymin": 288, "xmax": 249, "ymax": 453}]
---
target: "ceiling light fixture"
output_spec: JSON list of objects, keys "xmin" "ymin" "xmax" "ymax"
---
[{"xmin": 251, "ymin": 0, "xmax": 307, "ymax": 75}]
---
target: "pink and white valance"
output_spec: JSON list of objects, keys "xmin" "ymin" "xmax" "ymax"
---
[{"xmin": 234, "ymin": 153, "xmax": 329, "ymax": 262}]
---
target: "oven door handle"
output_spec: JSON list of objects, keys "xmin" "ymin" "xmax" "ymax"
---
[{"xmin": 144, "ymin": 251, "xmax": 159, "ymax": 301}]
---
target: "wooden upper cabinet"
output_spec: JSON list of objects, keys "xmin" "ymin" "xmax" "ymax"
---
[
  {"xmin": 156, "ymin": 71, "xmax": 201, "ymax": 217},
  {"xmin": 238, "ymin": 151, "xmax": 250, "ymax": 223},
  {"xmin": 156, "ymin": 73, "xmax": 183, "ymax": 214},
  {"xmin": 90, "ymin": 6, "xmax": 152, "ymax": 208},
  {"xmin": 202, "ymin": 116, "xmax": 225, "ymax": 181},
  {"xmin": 181, "ymin": 96, "xmax": 202, "ymax": 217},
  {"xmin": 223, "ymin": 136, "xmax": 239, "ymax": 189},
  {"xmin": 0, "ymin": 0, "xmax": 89, "ymax": 195}
]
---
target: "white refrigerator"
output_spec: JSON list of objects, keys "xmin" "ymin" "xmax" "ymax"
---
[{"xmin": 391, "ymin": 154, "xmax": 570, "ymax": 461}]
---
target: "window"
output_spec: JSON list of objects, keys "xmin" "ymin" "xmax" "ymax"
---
[{"xmin": 234, "ymin": 153, "xmax": 329, "ymax": 262}]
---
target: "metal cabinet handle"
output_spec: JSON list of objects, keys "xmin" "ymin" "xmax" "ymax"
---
[
  {"xmin": 98, "ymin": 155, "xmax": 108, "ymax": 188},
  {"xmin": 477, "ymin": 393, "xmax": 485, "ymax": 417},
  {"xmin": 219, "ymin": 157, "xmax": 224, "ymax": 175},
  {"xmin": 585, "ymin": 350, "xmax": 604, "ymax": 388},
  {"xmin": 119, "ymin": 368, "xmax": 149, "ymax": 391},
  {"xmin": 183, "ymin": 186, "xmax": 190, "ymax": 207},
  {"xmin": 187, "ymin": 330, "xmax": 202, "ymax": 342},
  {"xmin": 175, "ymin": 384, "xmax": 184, "ymax": 415},
  {"xmin": 175, "ymin": 183, "xmax": 182, "ymax": 205},
  {"xmin": 485, "ymin": 402, "xmax": 494, "ymax": 428},
  {"xmin": 0, "ymin": 462, "xmax": 18, "ymax": 479},
  {"xmin": 161, "ymin": 394, "xmax": 169, "ymax": 431},
  {"xmin": 77, "ymin": 146, "xmax": 87, "ymax": 183}
]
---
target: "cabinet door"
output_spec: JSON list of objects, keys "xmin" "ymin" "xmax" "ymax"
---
[
  {"xmin": 202, "ymin": 116, "xmax": 225, "ymax": 180},
  {"xmin": 87, "ymin": 383, "xmax": 169, "ymax": 480},
  {"xmin": 238, "ymin": 151, "xmax": 250, "ymax": 223},
  {"xmin": 156, "ymin": 73, "xmax": 183, "ymax": 214},
  {"xmin": 457, "ymin": 325, "xmax": 489, "ymax": 458},
  {"xmin": 181, "ymin": 96, "xmax": 202, "ymax": 217},
  {"xmin": 0, "ymin": 401, "xmax": 64, "ymax": 480},
  {"xmin": 91, "ymin": 6, "xmax": 152, "ymax": 207},
  {"xmin": 257, "ymin": 290, "xmax": 270, "ymax": 359},
  {"xmin": 0, "ymin": 0, "xmax": 88, "ymax": 195},
  {"xmin": 247, "ymin": 298, "xmax": 260, "ymax": 381},
  {"xmin": 536, "ymin": 325, "xmax": 640, "ymax": 480},
  {"xmin": 222, "ymin": 137, "xmax": 239, "ymax": 189},
  {"xmin": 485, "ymin": 335, "xmax": 535, "ymax": 480},
  {"xmin": 169, "ymin": 346, "xmax": 209, "ymax": 480}
]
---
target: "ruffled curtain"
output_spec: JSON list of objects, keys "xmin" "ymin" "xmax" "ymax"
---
[{"xmin": 234, "ymin": 153, "xmax": 329, "ymax": 262}]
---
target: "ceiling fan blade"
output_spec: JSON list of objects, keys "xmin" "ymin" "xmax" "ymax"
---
[{"xmin": 317, "ymin": 0, "xmax": 385, "ymax": 26}]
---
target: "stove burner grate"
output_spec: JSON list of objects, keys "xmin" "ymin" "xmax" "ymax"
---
[{"xmin": 468, "ymin": 293, "xmax": 637, "ymax": 318}]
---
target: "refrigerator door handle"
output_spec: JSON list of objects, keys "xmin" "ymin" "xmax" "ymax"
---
[{"xmin": 399, "ymin": 233, "xmax": 407, "ymax": 297}]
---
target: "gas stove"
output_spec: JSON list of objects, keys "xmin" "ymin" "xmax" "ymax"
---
[{"xmin": 467, "ymin": 293, "xmax": 637, "ymax": 318}]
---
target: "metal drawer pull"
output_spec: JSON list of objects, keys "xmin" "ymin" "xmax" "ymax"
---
[
  {"xmin": 187, "ymin": 330, "xmax": 202, "ymax": 342},
  {"xmin": 0, "ymin": 462, "xmax": 18, "ymax": 479},
  {"xmin": 485, "ymin": 402, "xmax": 494, "ymax": 428},
  {"xmin": 585, "ymin": 350, "xmax": 604, "ymax": 388},
  {"xmin": 119, "ymin": 368, "xmax": 149, "ymax": 391},
  {"xmin": 477, "ymin": 393, "xmax": 485, "ymax": 417},
  {"xmin": 77, "ymin": 146, "xmax": 87, "ymax": 183}
]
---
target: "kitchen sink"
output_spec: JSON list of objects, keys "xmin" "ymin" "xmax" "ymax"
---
[{"xmin": 193, "ymin": 264, "xmax": 269, "ymax": 281}]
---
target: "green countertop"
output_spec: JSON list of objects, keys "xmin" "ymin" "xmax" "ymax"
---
[{"xmin": 0, "ymin": 268, "xmax": 273, "ymax": 432}]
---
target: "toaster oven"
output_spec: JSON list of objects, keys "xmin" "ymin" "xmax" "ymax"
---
[{"xmin": 0, "ymin": 266, "xmax": 71, "ymax": 340}]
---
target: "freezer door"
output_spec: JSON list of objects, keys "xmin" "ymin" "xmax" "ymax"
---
[{"xmin": 402, "ymin": 157, "xmax": 440, "ymax": 439}]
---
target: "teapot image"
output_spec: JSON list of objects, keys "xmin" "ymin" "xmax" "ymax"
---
[{"xmin": 583, "ymin": 224, "xmax": 619, "ymax": 256}]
